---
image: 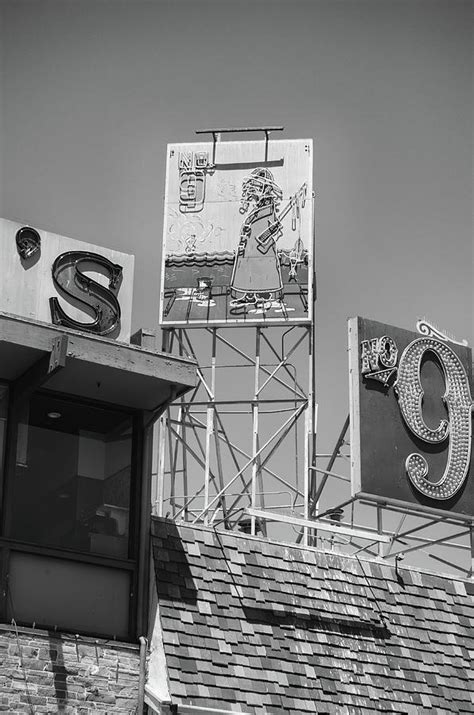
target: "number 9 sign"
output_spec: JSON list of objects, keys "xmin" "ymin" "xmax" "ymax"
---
[
  {"xmin": 350, "ymin": 317, "xmax": 474, "ymax": 513},
  {"xmin": 396, "ymin": 337, "xmax": 474, "ymax": 500}
]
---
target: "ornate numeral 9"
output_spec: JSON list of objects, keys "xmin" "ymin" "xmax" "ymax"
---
[{"xmin": 396, "ymin": 337, "xmax": 474, "ymax": 500}]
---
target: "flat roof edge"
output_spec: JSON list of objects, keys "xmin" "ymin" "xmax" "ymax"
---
[{"xmin": 0, "ymin": 313, "xmax": 197, "ymax": 410}]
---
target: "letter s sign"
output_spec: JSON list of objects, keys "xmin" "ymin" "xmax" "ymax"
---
[{"xmin": 49, "ymin": 251, "xmax": 122, "ymax": 336}]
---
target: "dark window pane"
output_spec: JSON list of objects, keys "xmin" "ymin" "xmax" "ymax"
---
[
  {"xmin": 9, "ymin": 393, "xmax": 133, "ymax": 558},
  {"xmin": 0, "ymin": 385, "xmax": 7, "ymax": 495},
  {"xmin": 7, "ymin": 552, "xmax": 130, "ymax": 638}
]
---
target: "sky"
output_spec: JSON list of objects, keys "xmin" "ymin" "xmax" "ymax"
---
[{"xmin": 0, "ymin": 0, "xmax": 472, "ymax": 538}]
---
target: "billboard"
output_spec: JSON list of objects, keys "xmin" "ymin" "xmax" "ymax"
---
[
  {"xmin": 160, "ymin": 139, "xmax": 313, "ymax": 325},
  {"xmin": 349, "ymin": 317, "xmax": 474, "ymax": 517},
  {"xmin": 0, "ymin": 218, "xmax": 134, "ymax": 341}
]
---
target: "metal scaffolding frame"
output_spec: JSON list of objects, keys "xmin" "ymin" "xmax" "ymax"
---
[
  {"xmin": 154, "ymin": 322, "xmax": 316, "ymax": 543},
  {"xmin": 289, "ymin": 416, "xmax": 474, "ymax": 579},
  {"xmin": 154, "ymin": 127, "xmax": 473, "ymax": 581},
  {"xmin": 155, "ymin": 383, "xmax": 474, "ymax": 577}
]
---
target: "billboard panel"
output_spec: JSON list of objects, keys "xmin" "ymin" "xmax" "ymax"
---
[
  {"xmin": 160, "ymin": 139, "xmax": 313, "ymax": 325},
  {"xmin": 349, "ymin": 317, "xmax": 474, "ymax": 517}
]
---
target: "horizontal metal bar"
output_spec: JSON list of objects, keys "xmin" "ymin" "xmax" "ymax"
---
[
  {"xmin": 174, "ymin": 408, "xmax": 301, "ymax": 416},
  {"xmin": 187, "ymin": 413, "xmax": 305, "ymax": 499},
  {"xmin": 246, "ymin": 508, "xmax": 391, "ymax": 543},
  {"xmin": 386, "ymin": 529, "xmax": 471, "ymax": 560},
  {"xmin": 194, "ymin": 363, "xmax": 282, "ymax": 370},
  {"xmin": 392, "ymin": 517, "xmax": 441, "ymax": 543},
  {"xmin": 209, "ymin": 330, "xmax": 307, "ymax": 400},
  {"xmin": 357, "ymin": 492, "xmax": 474, "ymax": 526},
  {"xmin": 257, "ymin": 331, "xmax": 307, "ymax": 396},
  {"xmin": 172, "ymin": 398, "xmax": 308, "ymax": 406},
  {"xmin": 309, "ymin": 465, "xmax": 350, "ymax": 482},
  {"xmin": 193, "ymin": 405, "xmax": 307, "ymax": 523},
  {"xmin": 394, "ymin": 533, "xmax": 470, "ymax": 551},
  {"xmin": 163, "ymin": 490, "xmax": 293, "ymax": 504},
  {"xmin": 196, "ymin": 126, "xmax": 284, "ymax": 135}
]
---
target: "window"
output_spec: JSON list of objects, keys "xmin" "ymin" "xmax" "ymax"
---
[
  {"xmin": 8, "ymin": 393, "xmax": 134, "ymax": 559},
  {"xmin": 0, "ymin": 390, "xmax": 143, "ymax": 640},
  {"xmin": 7, "ymin": 553, "xmax": 131, "ymax": 639},
  {"xmin": 0, "ymin": 385, "xmax": 7, "ymax": 492}
]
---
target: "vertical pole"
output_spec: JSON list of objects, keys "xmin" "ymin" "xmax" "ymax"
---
[
  {"xmin": 470, "ymin": 525, "xmax": 474, "ymax": 579},
  {"xmin": 251, "ymin": 328, "xmax": 261, "ymax": 536},
  {"xmin": 181, "ymin": 402, "xmax": 188, "ymax": 520},
  {"xmin": 256, "ymin": 336, "xmax": 267, "ymax": 537},
  {"xmin": 168, "ymin": 406, "xmax": 178, "ymax": 516},
  {"xmin": 303, "ymin": 348, "xmax": 311, "ymax": 549},
  {"xmin": 150, "ymin": 419, "xmax": 159, "ymax": 516},
  {"xmin": 156, "ymin": 327, "xmax": 172, "ymax": 518},
  {"xmin": 308, "ymin": 187, "xmax": 317, "ymax": 545},
  {"xmin": 304, "ymin": 324, "xmax": 315, "ymax": 547},
  {"xmin": 210, "ymin": 328, "xmax": 229, "ymax": 524},
  {"xmin": 377, "ymin": 506, "xmax": 384, "ymax": 558},
  {"xmin": 156, "ymin": 414, "xmax": 167, "ymax": 517},
  {"xmin": 213, "ymin": 418, "xmax": 228, "ymax": 526},
  {"xmin": 179, "ymin": 330, "xmax": 188, "ymax": 519},
  {"xmin": 211, "ymin": 329, "xmax": 229, "ymax": 526},
  {"xmin": 161, "ymin": 328, "xmax": 171, "ymax": 353},
  {"xmin": 203, "ymin": 329, "xmax": 216, "ymax": 525}
]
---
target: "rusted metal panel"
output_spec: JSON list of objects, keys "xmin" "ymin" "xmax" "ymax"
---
[
  {"xmin": 349, "ymin": 316, "xmax": 474, "ymax": 517},
  {"xmin": 160, "ymin": 139, "xmax": 313, "ymax": 326}
]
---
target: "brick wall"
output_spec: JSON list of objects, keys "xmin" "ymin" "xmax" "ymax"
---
[{"xmin": 0, "ymin": 625, "xmax": 141, "ymax": 714}]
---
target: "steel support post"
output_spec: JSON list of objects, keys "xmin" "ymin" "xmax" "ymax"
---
[
  {"xmin": 203, "ymin": 330, "xmax": 217, "ymax": 525},
  {"xmin": 470, "ymin": 525, "xmax": 474, "ymax": 579},
  {"xmin": 376, "ymin": 506, "xmax": 384, "ymax": 557},
  {"xmin": 155, "ymin": 414, "xmax": 167, "ymax": 517},
  {"xmin": 251, "ymin": 329, "xmax": 261, "ymax": 536}
]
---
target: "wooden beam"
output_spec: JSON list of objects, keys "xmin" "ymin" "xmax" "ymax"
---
[
  {"xmin": 0, "ymin": 312, "xmax": 197, "ymax": 410},
  {"xmin": 12, "ymin": 334, "xmax": 68, "ymax": 403},
  {"xmin": 0, "ymin": 312, "xmax": 196, "ymax": 385}
]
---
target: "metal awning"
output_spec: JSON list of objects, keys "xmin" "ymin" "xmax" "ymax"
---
[{"xmin": 0, "ymin": 311, "xmax": 196, "ymax": 411}]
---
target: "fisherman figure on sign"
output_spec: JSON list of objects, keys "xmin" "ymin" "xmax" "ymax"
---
[{"xmin": 230, "ymin": 167, "xmax": 307, "ymax": 310}]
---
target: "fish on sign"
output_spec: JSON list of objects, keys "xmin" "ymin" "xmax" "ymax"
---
[
  {"xmin": 348, "ymin": 316, "xmax": 474, "ymax": 516},
  {"xmin": 160, "ymin": 139, "xmax": 313, "ymax": 325}
]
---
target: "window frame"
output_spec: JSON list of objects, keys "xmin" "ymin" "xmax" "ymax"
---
[
  {"xmin": 0, "ymin": 384, "xmax": 147, "ymax": 642},
  {"xmin": 0, "ymin": 382, "xmax": 9, "ymax": 519}
]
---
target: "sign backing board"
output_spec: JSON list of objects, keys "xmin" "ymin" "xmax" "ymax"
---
[
  {"xmin": 348, "ymin": 316, "xmax": 474, "ymax": 517},
  {"xmin": 0, "ymin": 218, "xmax": 134, "ymax": 341},
  {"xmin": 160, "ymin": 139, "xmax": 313, "ymax": 326}
]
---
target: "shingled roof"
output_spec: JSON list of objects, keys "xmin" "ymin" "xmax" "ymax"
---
[{"xmin": 148, "ymin": 517, "xmax": 474, "ymax": 714}]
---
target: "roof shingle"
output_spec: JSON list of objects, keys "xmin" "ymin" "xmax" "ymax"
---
[{"xmin": 151, "ymin": 518, "xmax": 474, "ymax": 714}]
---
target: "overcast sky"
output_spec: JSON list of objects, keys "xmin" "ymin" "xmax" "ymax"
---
[{"xmin": 0, "ymin": 0, "xmax": 472, "ymax": 456}]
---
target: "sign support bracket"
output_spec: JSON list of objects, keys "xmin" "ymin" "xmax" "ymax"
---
[{"xmin": 11, "ymin": 334, "xmax": 68, "ymax": 404}]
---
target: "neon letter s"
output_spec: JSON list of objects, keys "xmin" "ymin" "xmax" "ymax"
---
[{"xmin": 49, "ymin": 251, "xmax": 122, "ymax": 336}]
